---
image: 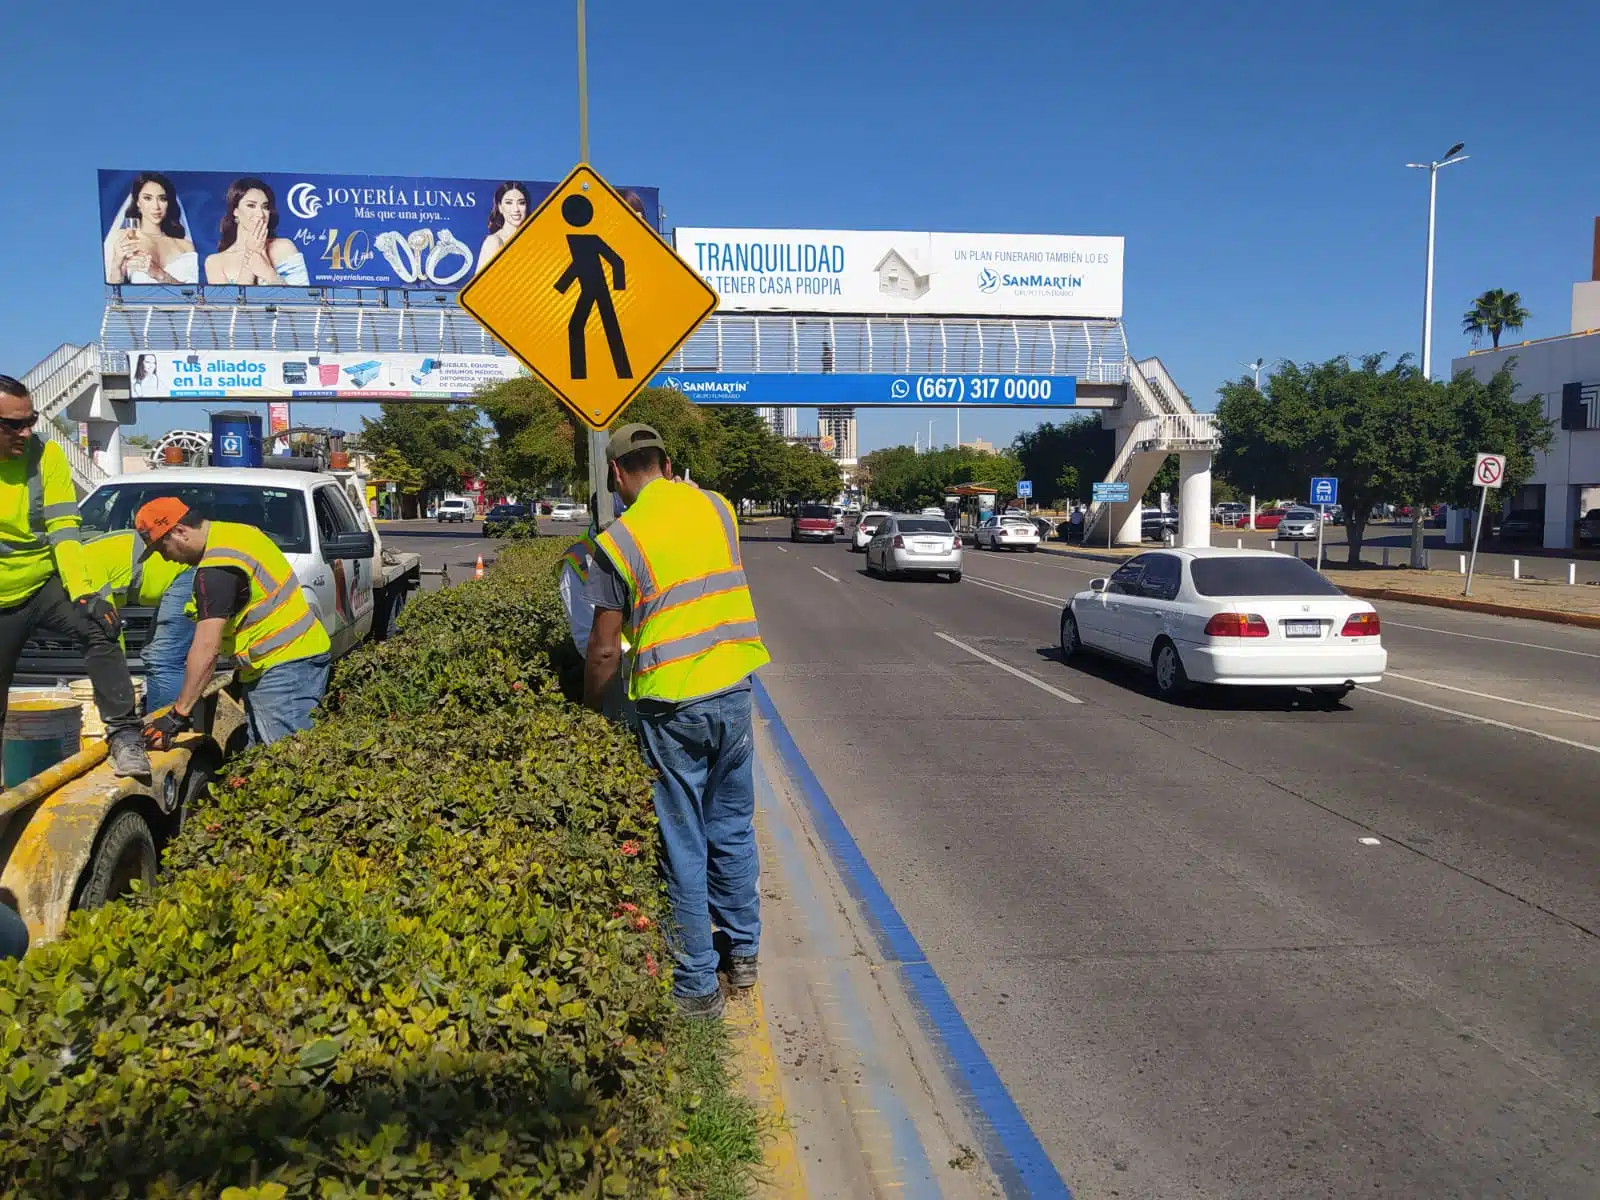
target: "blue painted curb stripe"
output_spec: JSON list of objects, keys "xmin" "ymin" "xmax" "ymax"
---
[{"xmin": 753, "ymin": 676, "xmax": 1074, "ymax": 1199}]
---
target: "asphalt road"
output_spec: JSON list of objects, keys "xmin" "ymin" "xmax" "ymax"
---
[
  {"xmin": 742, "ymin": 529, "xmax": 1599, "ymax": 1197},
  {"xmin": 379, "ymin": 517, "xmax": 588, "ymax": 588}
]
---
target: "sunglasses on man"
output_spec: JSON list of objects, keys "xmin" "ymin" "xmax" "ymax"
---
[{"xmin": 0, "ymin": 414, "xmax": 38, "ymax": 432}]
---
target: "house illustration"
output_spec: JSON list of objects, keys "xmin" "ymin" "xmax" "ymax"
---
[{"xmin": 875, "ymin": 248, "xmax": 930, "ymax": 300}]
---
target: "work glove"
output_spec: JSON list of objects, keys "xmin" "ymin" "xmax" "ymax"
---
[
  {"xmin": 143, "ymin": 707, "xmax": 193, "ymax": 751},
  {"xmin": 75, "ymin": 594, "xmax": 122, "ymax": 639}
]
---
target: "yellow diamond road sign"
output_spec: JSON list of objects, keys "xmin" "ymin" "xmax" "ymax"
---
[{"xmin": 458, "ymin": 163, "xmax": 718, "ymax": 430}]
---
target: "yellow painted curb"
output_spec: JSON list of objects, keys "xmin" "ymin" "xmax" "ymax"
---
[{"xmin": 724, "ymin": 982, "xmax": 807, "ymax": 1198}]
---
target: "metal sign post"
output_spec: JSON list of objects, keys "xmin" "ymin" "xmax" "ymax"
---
[
  {"xmin": 577, "ymin": 0, "xmax": 611, "ymax": 530},
  {"xmin": 1464, "ymin": 453, "xmax": 1505, "ymax": 597},
  {"xmin": 1309, "ymin": 477, "xmax": 1337, "ymax": 573}
]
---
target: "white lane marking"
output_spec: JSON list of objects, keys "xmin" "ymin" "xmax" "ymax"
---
[
  {"xmin": 812, "ymin": 566, "xmax": 840, "ymax": 583},
  {"xmin": 776, "ymin": 545, "xmax": 788, "ymax": 553},
  {"xmin": 1383, "ymin": 671, "xmax": 1600, "ymax": 721},
  {"xmin": 1358, "ymin": 687, "xmax": 1600, "ymax": 756},
  {"xmin": 935, "ymin": 631, "xmax": 1083, "ymax": 704},
  {"xmin": 1382, "ymin": 620, "xmax": 1600, "ymax": 660},
  {"xmin": 1359, "ymin": 837, "xmax": 1383, "ymax": 846},
  {"xmin": 965, "ymin": 575, "xmax": 1068, "ymax": 608}
]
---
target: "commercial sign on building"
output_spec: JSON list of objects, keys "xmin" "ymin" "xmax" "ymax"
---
[
  {"xmin": 99, "ymin": 169, "xmax": 659, "ymax": 290},
  {"xmin": 125, "ymin": 350, "xmax": 525, "ymax": 400},
  {"xmin": 673, "ymin": 228, "xmax": 1124, "ymax": 319}
]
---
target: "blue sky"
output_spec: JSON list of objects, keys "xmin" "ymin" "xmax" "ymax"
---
[{"xmin": 4, "ymin": 0, "xmax": 1596, "ymax": 455}]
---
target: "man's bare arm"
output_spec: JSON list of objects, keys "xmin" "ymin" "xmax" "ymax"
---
[{"xmin": 584, "ymin": 608, "xmax": 624, "ymax": 711}]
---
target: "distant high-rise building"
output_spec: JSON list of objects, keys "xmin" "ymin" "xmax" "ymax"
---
[
  {"xmin": 817, "ymin": 407, "xmax": 858, "ymax": 465},
  {"xmin": 755, "ymin": 407, "xmax": 798, "ymax": 439}
]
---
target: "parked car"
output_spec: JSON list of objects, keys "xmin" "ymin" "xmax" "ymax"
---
[
  {"xmin": 1058, "ymin": 549, "xmax": 1386, "ymax": 704},
  {"xmin": 1252, "ymin": 507, "xmax": 1287, "ymax": 531},
  {"xmin": 1578, "ymin": 508, "xmax": 1600, "ymax": 547},
  {"xmin": 1029, "ymin": 516, "xmax": 1057, "ymax": 541},
  {"xmin": 1497, "ymin": 509, "xmax": 1544, "ymax": 542},
  {"xmin": 548, "ymin": 501, "xmax": 585, "ymax": 522},
  {"xmin": 865, "ymin": 515, "xmax": 962, "ymax": 582},
  {"xmin": 974, "ymin": 514, "xmax": 1041, "ymax": 551},
  {"xmin": 1214, "ymin": 502, "xmax": 1247, "ymax": 526},
  {"xmin": 791, "ymin": 503, "xmax": 837, "ymax": 543},
  {"xmin": 436, "ymin": 497, "xmax": 474, "ymax": 523},
  {"xmin": 1141, "ymin": 509, "xmax": 1180, "ymax": 542},
  {"xmin": 1328, "ymin": 505, "xmax": 1346, "ymax": 526},
  {"xmin": 920, "ymin": 506, "xmax": 946, "ymax": 518},
  {"xmin": 852, "ymin": 510, "xmax": 892, "ymax": 552},
  {"xmin": 1275, "ymin": 507, "xmax": 1321, "ymax": 540}
]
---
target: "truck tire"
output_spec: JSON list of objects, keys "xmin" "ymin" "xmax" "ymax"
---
[{"xmin": 78, "ymin": 809, "xmax": 157, "ymax": 910}]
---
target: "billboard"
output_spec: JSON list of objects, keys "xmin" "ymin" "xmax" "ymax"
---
[
  {"xmin": 99, "ymin": 170, "xmax": 659, "ymax": 290},
  {"xmin": 673, "ymin": 228, "xmax": 1123, "ymax": 319},
  {"xmin": 125, "ymin": 350, "xmax": 525, "ymax": 400},
  {"xmin": 648, "ymin": 371, "xmax": 1095, "ymax": 407}
]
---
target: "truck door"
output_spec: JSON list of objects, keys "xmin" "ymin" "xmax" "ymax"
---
[{"xmin": 310, "ymin": 484, "xmax": 374, "ymax": 657}]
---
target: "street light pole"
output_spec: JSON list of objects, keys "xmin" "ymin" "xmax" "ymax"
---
[
  {"xmin": 577, "ymin": 0, "xmax": 614, "ymax": 529},
  {"xmin": 1404, "ymin": 142, "xmax": 1467, "ymax": 567},
  {"xmin": 1239, "ymin": 358, "xmax": 1264, "ymax": 389}
]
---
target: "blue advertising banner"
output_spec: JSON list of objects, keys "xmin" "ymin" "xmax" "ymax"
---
[
  {"xmin": 648, "ymin": 371, "xmax": 1084, "ymax": 407},
  {"xmin": 99, "ymin": 169, "xmax": 659, "ymax": 290}
]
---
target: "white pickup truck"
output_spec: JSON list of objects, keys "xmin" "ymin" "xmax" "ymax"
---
[
  {"xmin": 1, "ymin": 466, "xmax": 422, "ymax": 947},
  {"xmin": 76, "ymin": 465, "xmax": 422, "ymax": 656}
]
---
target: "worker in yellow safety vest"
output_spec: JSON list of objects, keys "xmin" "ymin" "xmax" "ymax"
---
[
  {"xmin": 81, "ymin": 529, "xmax": 199, "ymax": 714},
  {"xmin": 0, "ymin": 374, "xmax": 149, "ymax": 777},
  {"xmin": 133, "ymin": 497, "xmax": 332, "ymax": 748},
  {"xmin": 559, "ymin": 493, "xmax": 633, "ymax": 717},
  {"xmin": 584, "ymin": 424, "xmax": 770, "ymax": 1020}
]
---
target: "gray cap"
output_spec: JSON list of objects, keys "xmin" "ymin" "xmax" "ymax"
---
[{"xmin": 606, "ymin": 423, "xmax": 667, "ymax": 462}]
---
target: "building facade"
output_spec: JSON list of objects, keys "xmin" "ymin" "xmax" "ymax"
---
[{"xmin": 1451, "ymin": 233, "xmax": 1600, "ymax": 549}]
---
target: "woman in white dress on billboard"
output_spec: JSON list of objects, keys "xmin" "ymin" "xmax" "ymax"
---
[
  {"xmin": 104, "ymin": 173, "xmax": 198, "ymax": 285},
  {"xmin": 204, "ymin": 178, "xmax": 310, "ymax": 286},
  {"xmin": 474, "ymin": 182, "xmax": 531, "ymax": 276}
]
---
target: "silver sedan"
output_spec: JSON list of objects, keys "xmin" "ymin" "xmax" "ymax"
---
[{"xmin": 865, "ymin": 515, "xmax": 963, "ymax": 582}]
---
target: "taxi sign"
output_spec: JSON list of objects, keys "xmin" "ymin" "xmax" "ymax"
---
[{"xmin": 457, "ymin": 163, "xmax": 719, "ymax": 430}]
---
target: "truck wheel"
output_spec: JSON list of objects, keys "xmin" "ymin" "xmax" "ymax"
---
[{"xmin": 78, "ymin": 809, "xmax": 157, "ymax": 910}]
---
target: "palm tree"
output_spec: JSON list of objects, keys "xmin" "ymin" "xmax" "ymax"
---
[{"xmin": 1462, "ymin": 289, "xmax": 1530, "ymax": 348}]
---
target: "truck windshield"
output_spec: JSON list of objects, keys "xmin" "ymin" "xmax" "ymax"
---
[{"xmin": 79, "ymin": 483, "xmax": 313, "ymax": 554}]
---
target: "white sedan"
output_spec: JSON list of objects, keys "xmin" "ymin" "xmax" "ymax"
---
[
  {"xmin": 1058, "ymin": 548, "xmax": 1386, "ymax": 704},
  {"xmin": 852, "ymin": 510, "xmax": 892, "ymax": 552},
  {"xmin": 974, "ymin": 515, "xmax": 1041, "ymax": 551},
  {"xmin": 865, "ymin": 515, "xmax": 963, "ymax": 582}
]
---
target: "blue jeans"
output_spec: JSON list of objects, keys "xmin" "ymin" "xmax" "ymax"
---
[
  {"xmin": 142, "ymin": 568, "xmax": 196, "ymax": 714},
  {"xmin": 242, "ymin": 653, "xmax": 331, "ymax": 745},
  {"xmin": 636, "ymin": 687, "xmax": 760, "ymax": 999},
  {"xmin": 0, "ymin": 904, "xmax": 27, "ymax": 960}
]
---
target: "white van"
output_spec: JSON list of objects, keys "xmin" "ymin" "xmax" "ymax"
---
[{"xmin": 437, "ymin": 497, "xmax": 475, "ymax": 523}]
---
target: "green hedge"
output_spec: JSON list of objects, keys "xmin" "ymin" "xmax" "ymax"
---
[{"xmin": 0, "ymin": 541, "xmax": 753, "ymax": 1198}]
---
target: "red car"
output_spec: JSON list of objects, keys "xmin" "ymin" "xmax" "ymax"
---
[
  {"xmin": 1252, "ymin": 507, "xmax": 1287, "ymax": 530},
  {"xmin": 790, "ymin": 503, "xmax": 837, "ymax": 543}
]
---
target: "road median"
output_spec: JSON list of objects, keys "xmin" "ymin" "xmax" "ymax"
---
[{"xmin": 0, "ymin": 540, "xmax": 763, "ymax": 1198}]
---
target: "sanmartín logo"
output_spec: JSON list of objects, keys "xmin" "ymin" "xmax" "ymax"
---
[{"xmin": 662, "ymin": 376, "xmax": 750, "ymax": 397}]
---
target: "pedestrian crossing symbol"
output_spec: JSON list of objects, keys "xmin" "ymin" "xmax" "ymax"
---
[{"xmin": 458, "ymin": 163, "xmax": 719, "ymax": 430}]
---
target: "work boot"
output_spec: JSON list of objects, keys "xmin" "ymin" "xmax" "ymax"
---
[
  {"xmin": 726, "ymin": 955, "xmax": 759, "ymax": 990},
  {"xmin": 107, "ymin": 730, "xmax": 152, "ymax": 779},
  {"xmin": 674, "ymin": 988, "xmax": 726, "ymax": 1021}
]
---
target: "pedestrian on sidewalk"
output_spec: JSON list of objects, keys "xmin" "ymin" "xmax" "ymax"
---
[
  {"xmin": 133, "ymin": 498, "xmax": 332, "ymax": 748},
  {"xmin": 582, "ymin": 424, "xmax": 771, "ymax": 1020},
  {"xmin": 0, "ymin": 375, "xmax": 149, "ymax": 778}
]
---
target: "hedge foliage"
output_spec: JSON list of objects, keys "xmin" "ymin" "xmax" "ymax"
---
[{"xmin": 0, "ymin": 541, "xmax": 743, "ymax": 1198}]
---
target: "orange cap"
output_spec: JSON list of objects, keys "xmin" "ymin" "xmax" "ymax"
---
[{"xmin": 134, "ymin": 497, "xmax": 192, "ymax": 559}]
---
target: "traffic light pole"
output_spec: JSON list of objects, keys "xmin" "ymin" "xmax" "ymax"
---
[{"xmin": 577, "ymin": 0, "xmax": 615, "ymax": 530}]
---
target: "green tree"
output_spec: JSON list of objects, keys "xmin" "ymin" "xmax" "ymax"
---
[
  {"xmin": 776, "ymin": 441, "xmax": 842, "ymax": 506},
  {"xmin": 701, "ymin": 407, "xmax": 784, "ymax": 509},
  {"xmin": 1462, "ymin": 289, "xmax": 1530, "ymax": 349},
  {"xmin": 1012, "ymin": 417, "xmax": 1114, "ymax": 507},
  {"xmin": 1216, "ymin": 355, "xmax": 1549, "ymax": 564},
  {"xmin": 476, "ymin": 377, "xmax": 577, "ymax": 495},
  {"xmin": 858, "ymin": 445, "xmax": 1022, "ymax": 510},
  {"xmin": 359, "ymin": 403, "xmax": 485, "ymax": 495}
]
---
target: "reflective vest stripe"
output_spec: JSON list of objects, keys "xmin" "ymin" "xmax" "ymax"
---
[
  {"xmin": 708, "ymin": 493, "xmax": 742, "ymax": 563},
  {"xmin": 24, "ymin": 439, "xmax": 43, "ymax": 533},
  {"xmin": 635, "ymin": 566, "xmax": 749, "ymax": 626},
  {"xmin": 632, "ymin": 619, "xmax": 764, "ymax": 675},
  {"xmin": 41, "ymin": 501, "xmax": 78, "ymax": 522},
  {"xmin": 562, "ymin": 547, "xmax": 590, "ymax": 582},
  {"xmin": 46, "ymin": 527, "xmax": 81, "ymax": 546},
  {"xmin": 129, "ymin": 548, "xmax": 144, "ymax": 596},
  {"xmin": 202, "ymin": 548, "xmax": 279, "ymax": 596},
  {"xmin": 0, "ymin": 539, "xmax": 46, "ymax": 556},
  {"xmin": 600, "ymin": 519, "xmax": 653, "ymax": 596},
  {"xmin": 235, "ymin": 609, "xmax": 319, "ymax": 668}
]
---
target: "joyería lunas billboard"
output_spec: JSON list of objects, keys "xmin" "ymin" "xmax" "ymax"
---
[{"xmin": 99, "ymin": 169, "xmax": 659, "ymax": 290}]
